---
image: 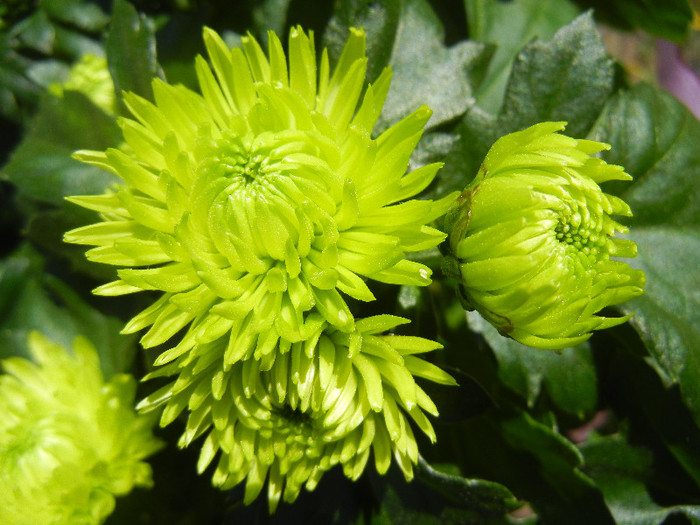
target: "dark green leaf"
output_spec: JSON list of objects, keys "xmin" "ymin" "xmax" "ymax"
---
[
  {"xmin": 592, "ymin": 83, "xmax": 700, "ymax": 228},
  {"xmin": 595, "ymin": 344, "xmax": 700, "ymax": 497},
  {"xmin": 0, "ymin": 35, "xmax": 41, "ymax": 122},
  {"xmin": 574, "ymin": 0, "xmax": 693, "ymax": 42},
  {"xmin": 0, "ymin": 245, "xmax": 137, "ymax": 377},
  {"xmin": 582, "ymin": 436, "xmax": 700, "ymax": 524},
  {"xmin": 467, "ymin": 312, "xmax": 598, "ymax": 420},
  {"xmin": 378, "ymin": 0, "xmax": 487, "ymax": 131},
  {"xmin": 436, "ymin": 13, "xmax": 615, "ymax": 196},
  {"xmin": 326, "ymin": 0, "xmax": 487, "ymax": 132},
  {"xmin": 16, "ymin": 10, "xmax": 56, "ymax": 54},
  {"xmin": 2, "ymin": 90, "xmax": 121, "ymax": 205},
  {"xmin": 367, "ymin": 456, "xmax": 519, "ymax": 524},
  {"xmin": 591, "ymin": 83, "xmax": 700, "ymax": 426},
  {"xmin": 24, "ymin": 204, "xmax": 118, "ymax": 280},
  {"xmin": 464, "ymin": 0, "xmax": 579, "ymax": 114},
  {"xmin": 422, "ymin": 367, "xmax": 494, "ymax": 422},
  {"xmin": 106, "ymin": 0, "xmax": 161, "ymax": 112},
  {"xmin": 325, "ymin": 0, "xmax": 402, "ymax": 85},
  {"xmin": 441, "ymin": 409, "xmax": 614, "ymax": 524},
  {"xmin": 252, "ymin": 0, "xmax": 293, "ymax": 36},
  {"xmin": 41, "ymin": 0, "xmax": 110, "ymax": 32},
  {"xmin": 497, "ymin": 11, "xmax": 614, "ymax": 138}
]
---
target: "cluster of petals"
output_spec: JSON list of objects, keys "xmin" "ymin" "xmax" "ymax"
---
[
  {"xmin": 65, "ymin": 25, "xmax": 457, "ymax": 508},
  {"xmin": 139, "ymin": 315, "xmax": 455, "ymax": 511},
  {"xmin": 65, "ymin": 26, "xmax": 455, "ymax": 370},
  {"xmin": 0, "ymin": 332, "xmax": 161, "ymax": 525},
  {"xmin": 445, "ymin": 122, "xmax": 645, "ymax": 350}
]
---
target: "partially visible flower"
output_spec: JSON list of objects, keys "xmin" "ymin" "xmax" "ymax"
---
[
  {"xmin": 64, "ymin": 26, "xmax": 455, "ymax": 371},
  {"xmin": 49, "ymin": 54, "xmax": 116, "ymax": 114},
  {"xmin": 0, "ymin": 332, "xmax": 162, "ymax": 525},
  {"xmin": 444, "ymin": 122, "xmax": 645, "ymax": 350},
  {"xmin": 138, "ymin": 315, "xmax": 455, "ymax": 512}
]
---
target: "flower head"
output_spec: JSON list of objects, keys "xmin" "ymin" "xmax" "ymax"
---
[
  {"xmin": 444, "ymin": 122, "xmax": 645, "ymax": 350},
  {"xmin": 64, "ymin": 26, "xmax": 455, "ymax": 370},
  {"xmin": 138, "ymin": 315, "xmax": 455, "ymax": 512},
  {"xmin": 0, "ymin": 332, "xmax": 162, "ymax": 525}
]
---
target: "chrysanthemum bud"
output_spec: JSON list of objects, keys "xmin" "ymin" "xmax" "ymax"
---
[
  {"xmin": 137, "ymin": 315, "xmax": 455, "ymax": 512},
  {"xmin": 64, "ymin": 26, "xmax": 455, "ymax": 371},
  {"xmin": 444, "ymin": 122, "xmax": 645, "ymax": 350},
  {"xmin": 0, "ymin": 332, "xmax": 162, "ymax": 525}
]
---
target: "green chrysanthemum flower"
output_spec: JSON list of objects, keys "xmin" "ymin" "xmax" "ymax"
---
[
  {"xmin": 138, "ymin": 315, "xmax": 455, "ymax": 512},
  {"xmin": 64, "ymin": 26, "xmax": 455, "ymax": 371},
  {"xmin": 0, "ymin": 332, "xmax": 162, "ymax": 525},
  {"xmin": 444, "ymin": 122, "xmax": 646, "ymax": 350}
]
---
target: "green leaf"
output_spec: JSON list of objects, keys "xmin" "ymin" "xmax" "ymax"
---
[
  {"xmin": 497, "ymin": 11, "xmax": 614, "ymax": 139},
  {"xmin": 377, "ymin": 0, "xmax": 487, "ymax": 131},
  {"xmin": 326, "ymin": 0, "xmax": 488, "ymax": 132},
  {"xmin": 252, "ymin": 0, "xmax": 293, "ymax": 38},
  {"xmin": 593, "ymin": 83, "xmax": 700, "ymax": 228},
  {"xmin": 582, "ymin": 436, "xmax": 700, "ymax": 524},
  {"xmin": 41, "ymin": 0, "xmax": 110, "ymax": 32},
  {"xmin": 591, "ymin": 83, "xmax": 700, "ymax": 426},
  {"xmin": 0, "ymin": 34, "xmax": 41, "ymax": 122},
  {"xmin": 15, "ymin": 7, "xmax": 103, "ymax": 57},
  {"xmin": 325, "ymin": 0, "xmax": 402, "ymax": 85},
  {"xmin": 0, "ymin": 245, "xmax": 137, "ymax": 377},
  {"xmin": 16, "ymin": 10, "xmax": 56, "ymax": 54},
  {"xmin": 443, "ymin": 409, "xmax": 614, "ymax": 524},
  {"xmin": 436, "ymin": 13, "xmax": 615, "ymax": 196},
  {"xmin": 464, "ymin": 0, "xmax": 579, "ymax": 114},
  {"xmin": 596, "ymin": 343, "xmax": 700, "ymax": 498},
  {"xmin": 0, "ymin": 0, "xmax": 106, "ymax": 122},
  {"xmin": 106, "ymin": 0, "xmax": 161, "ymax": 112},
  {"xmin": 466, "ymin": 311, "xmax": 598, "ymax": 420},
  {"xmin": 367, "ymin": 456, "xmax": 519, "ymax": 524},
  {"xmin": 574, "ymin": 0, "xmax": 693, "ymax": 42},
  {"xmin": 2, "ymin": 90, "xmax": 121, "ymax": 205}
]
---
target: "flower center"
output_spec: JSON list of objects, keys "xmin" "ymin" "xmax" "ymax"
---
[
  {"xmin": 270, "ymin": 404, "xmax": 317, "ymax": 445},
  {"xmin": 215, "ymin": 134, "xmax": 272, "ymax": 184},
  {"xmin": 554, "ymin": 209, "xmax": 606, "ymax": 262}
]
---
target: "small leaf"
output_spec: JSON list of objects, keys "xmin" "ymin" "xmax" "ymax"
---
[
  {"xmin": 106, "ymin": 0, "xmax": 162, "ymax": 112},
  {"xmin": 42, "ymin": 0, "xmax": 110, "ymax": 32},
  {"xmin": 367, "ymin": 455, "xmax": 519, "ymax": 524}
]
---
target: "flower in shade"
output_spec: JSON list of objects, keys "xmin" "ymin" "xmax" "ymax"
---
[
  {"xmin": 138, "ymin": 315, "xmax": 455, "ymax": 512},
  {"xmin": 64, "ymin": 26, "xmax": 456, "ymax": 372},
  {"xmin": 0, "ymin": 332, "xmax": 162, "ymax": 525},
  {"xmin": 444, "ymin": 122, "xmax": 646, "ymax": 350}
]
